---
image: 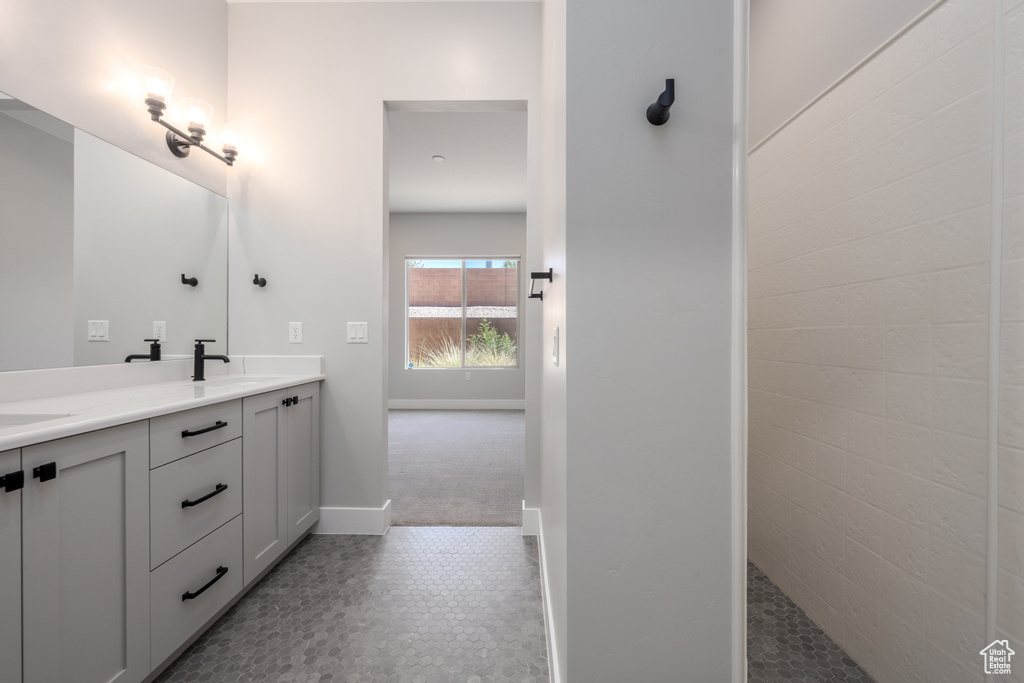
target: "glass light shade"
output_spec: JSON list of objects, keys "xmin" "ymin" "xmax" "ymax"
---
[
  {"xmin": 180, "ymin": 97, "xmax": 214, "ymax": 131},
  {"xmin": 216, "ymin": 122, "xmax": 239, "ymax": 149},
  {"xmin": 137, "ymin": 65, "xmax": 175, "ymax": 103}
]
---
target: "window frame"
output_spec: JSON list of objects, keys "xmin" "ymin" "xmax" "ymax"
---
[{"xmin": 405, "ymin": 256, "xmax": 521, "ymax": 370}]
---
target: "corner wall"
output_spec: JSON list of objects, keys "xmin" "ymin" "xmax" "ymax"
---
[
  {"xmin": 539, "ymin": 0, "xmax": 739, "ymax": 679},
  {"xmin": 748, "ymin": 1, "xmax": 1023, "ymax": 680}
]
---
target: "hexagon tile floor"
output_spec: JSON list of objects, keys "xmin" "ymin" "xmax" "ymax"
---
[
  {"xmin": 155, "ymin": 527, "xmax": 549, "ymax": 683},
  {"xmin": 748, "ymin": 562, "xmax": 876, "ymax": 682}
]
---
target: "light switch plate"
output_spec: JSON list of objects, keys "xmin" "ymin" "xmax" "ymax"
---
[
  {"xmin": 289, "ymin": 322, "xmax": 303, "ymax": 344},
  {"xmin": 87, "ymin": 320, "xmax": 109, "ymax": 342},
  {"xmin": 347, "ymin": 322, "xmax": 368, "ymax": 344}
]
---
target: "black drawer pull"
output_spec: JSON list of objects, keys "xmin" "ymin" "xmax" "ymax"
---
[
  {"xmin": 181, "ymin": 420, "xmax": 227, "ymax": 438},
  {"xmin": 181, "ymin": 483, "xmax": 228, "ymax": 508},
  {"xmin": 0, "ymin": 470, "xmax": 24, "ymax": 493},
  {"xmin": 32, "ymin": 462, "xmax": 56, "ymax": 482},
  {"xmin": 182, "ymin": 565, "xmax": 229, "ymax": 601}
]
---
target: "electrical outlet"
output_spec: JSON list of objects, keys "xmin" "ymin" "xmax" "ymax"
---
[
  {"xmin": 289, "ymin": 322, "xmax": 303, "ymax": 343},
  {"xmin": 465, "ymin": 372, "xmax": 471, "ymax": 381},
  {"xmin": 87, "ymin": 320, "xmax": 109, "ymax": 342},
  {"xmin": 153, "ymin": 321, "xmax": 167, "ymax": 342}
]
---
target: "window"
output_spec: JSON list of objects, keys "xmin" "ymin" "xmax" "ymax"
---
[{"xmin": 406, "ymin": 259, "xmax": 519, "ymax": 368}]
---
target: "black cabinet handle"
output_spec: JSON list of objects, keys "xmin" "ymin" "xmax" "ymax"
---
[
  {"xmin": 181, "ymin": 420, "xmax": 227, "ymax": 438},
  {"xmin": 182, "ymin": 565, "xmax": 229, "ymax": 601},
  {"xmin": 0, "ymin": 470, "xmax": 24, "ymax": 493},
  {"xmin": 293, "ymin": 396, "xmax": 299, "ymax": 405},
  {"xmin": 32, "ymin": 462, "xmax": 56, "ymax": 482},
  {"xmin": 181, "ymin": 483, "xmax": 228, "ymax": 508},
  {"xmin": 282, "ymin": 398, "xmax": 291, "ymax": 407}
]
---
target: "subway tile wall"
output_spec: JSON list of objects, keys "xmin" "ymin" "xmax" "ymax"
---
[{"xmin": 748, "ymin": 1, "xmax": 1023, "ymax": 681}]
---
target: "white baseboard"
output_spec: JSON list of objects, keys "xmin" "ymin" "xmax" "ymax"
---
[
  {"xmin": 313, "ymin": 500, "xmax": 392, "ymax": 535},
  {"xmin": 522, "ymin": 502, "xmax": 539, "ymax": 536},
  {"xmin": 388, "ymin": 399, "xmax": 526, "ymax": 410},
  {"xmin": 536, "ymin": 511, "xmax": 562, "ymax": 683}
]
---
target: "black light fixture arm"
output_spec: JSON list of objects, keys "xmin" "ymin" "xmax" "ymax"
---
[
  {"xmin": 157, "ymin": 118, "xmax": 236, "ymax": 166},
  {"xmin": 145, "ymin": 96, "xmax": 237, "ymax": 166},
  {"xmin": 646, "ymin": 78, "xmax": 675, "ymax": 126}
]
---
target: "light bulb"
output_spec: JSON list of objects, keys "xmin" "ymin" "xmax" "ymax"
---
[
  {"xmin": 136, "ymin": 65, "xmax": 175, "ymax": 104},
  {"xmin": 179, "ymin": 97, "xmax": 213, "ymax": 132}
]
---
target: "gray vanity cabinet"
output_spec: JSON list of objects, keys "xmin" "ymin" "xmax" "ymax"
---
[
  {"xmin": 242, "ymin": 382, "xmax": 320, "ymax": 586},
  {"xmin": 0, "ymin": 449, "xmax": 21, "ymax": 683},
  {"xmin": 21, "ymin": 422, "xmax": 150, "ymax": 683}
]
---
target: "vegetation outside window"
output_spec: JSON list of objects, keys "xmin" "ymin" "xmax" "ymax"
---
[{"xmin": 406, "ymin": 259, "xmax": 518, "ymax": 368}]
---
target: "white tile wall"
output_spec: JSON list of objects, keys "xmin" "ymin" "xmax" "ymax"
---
[{"xmin": 748, "ymin": 1, "xmax": 1022, "ymax": 680}]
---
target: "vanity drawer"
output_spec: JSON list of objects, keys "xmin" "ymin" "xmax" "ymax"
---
[
  {"xmin": 150, "ymin": 399, "xmax": 241, "ymax": 468},
  {"xmin": 151, "ymin": 439, "xmax": 242, "ymax": 569},
  {"xmin": 151, "ymin": 515, "xmax": 242, "ymax": 669}
]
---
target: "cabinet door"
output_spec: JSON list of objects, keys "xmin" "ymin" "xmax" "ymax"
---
[
  {"xmin": 22, "ymin": 422, "xmax": 150, "ymax": 683},
  {"xmin": 286, "ymin": 383, "xmax": 320, "ymax": 545},
  {"xmin": 0, "ymin": 449, "xmax": 21, "ymax": 683},
  {"xmin": 242, "ymin": 389, "xmax": 288, "ymax": 586}
]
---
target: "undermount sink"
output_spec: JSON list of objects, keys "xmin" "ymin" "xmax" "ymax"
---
[{"xmin": 0, "ymin": 413, "xmax": 71, "ymax": 426}]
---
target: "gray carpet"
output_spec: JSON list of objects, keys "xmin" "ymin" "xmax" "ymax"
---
[{"xmin": 389, "ymin": 410, "xmax": 524, "ymax": 526}]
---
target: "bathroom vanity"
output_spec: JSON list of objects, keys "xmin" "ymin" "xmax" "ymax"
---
[{"xmin": 0, "ymin": 357, "xmax": 323, "ymax": 683}]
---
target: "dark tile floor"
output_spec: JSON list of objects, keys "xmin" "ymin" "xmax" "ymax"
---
[
  {"xmin": 748, "ymin": 562, "xmax": 875, "ymax": 682},
  {"xmin": 155, "ymin": 527, "xmax": 549, "ymax": 683},
  {"xmin": 155, "ymin": 530, "xmax": 869, "ymax": 682}
]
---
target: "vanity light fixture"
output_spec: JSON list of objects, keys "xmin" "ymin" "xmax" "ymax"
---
[{"xmin": 138, "ymin": 65, "xmax": 239, "ymax": 166}]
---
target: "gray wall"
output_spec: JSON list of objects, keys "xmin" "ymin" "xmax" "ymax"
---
[
  {"xmin": 749, "ymin": 0, "xmax": 934, "ymax": 145},
  {"xmin": 0, "ymin": 0, "xmax": 228, "ymax": 195},
  {"xmin": 0, "ymin": 114, "xmax": 73, "ymax": 371},
  {"xmin": 226, "ymin": 3, "xmax": 542, "ymax": 512},
  {"xmin": 388, "ymin": 213, "xmax": 526, "ymax": 404},
  {"xmin": 538, "ymin": 0, "xmax": 740, "ymax": 679}
]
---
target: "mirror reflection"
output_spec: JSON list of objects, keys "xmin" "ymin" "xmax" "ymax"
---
[{"xmin": 0, "ymin": 92, "xmax": 228, "ymax": 371}]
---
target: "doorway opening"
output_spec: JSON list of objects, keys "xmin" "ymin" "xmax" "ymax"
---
[{"xmin": 384, "ymin": 101, "xmax": 529, "ymax": 527}]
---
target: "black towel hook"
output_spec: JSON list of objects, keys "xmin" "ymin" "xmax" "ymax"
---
[
  {"xmin": 253, "ymin": 274, "xmax": 267, "ymax": 287},
  {"xmin": 181, "ymin": 274, "xmax": 198, "ymax": 287},
  {"xmin": 646, "ymin": 79, "xmax": 675, "ymax": 126}
]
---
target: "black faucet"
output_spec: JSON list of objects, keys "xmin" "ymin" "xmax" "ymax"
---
[
  {"xmin": 125, "ymin": 339, "xmax": 162, "ymax": 363},
  {"xmin": 193, "ymin": 339, "xmax": 230, "ymax": 381}
]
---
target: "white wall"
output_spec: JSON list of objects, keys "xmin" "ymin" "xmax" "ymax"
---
[
  {"xmin": 226, "ymin": 3, "xmax": 541, "ymax": 513},
  {"xmin": 0, "ymin": 0, "xmax": 228, "ymax": 195},
  {"xmin": 0, "ymin": 114, "xmax": 74, "ymax": 371},
  {"xmin": 73, "ymin": 131, "xmax": 228, "ymax": 366},
  {"xmin": 388, "ymin": 213, "xmax": 526, "ymax": 404},
  {"xmin": 749, "ymin": 0, "xmax": 934, "ymax": 145},
  {"xmin": 748, "ymin": 1, "xmax": 1022, "ymax": 681},
  {"xmin": 536, "ymin": 0, "xmax": 739, "ymax": 679},
  {"xmin": 539, "ymin": 0, "xmax": 568, "ymax": 679}
]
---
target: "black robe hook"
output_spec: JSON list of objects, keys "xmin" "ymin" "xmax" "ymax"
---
[{"xmin": 646, "ymin": 79, "xmax": 675, "ymax": 126}]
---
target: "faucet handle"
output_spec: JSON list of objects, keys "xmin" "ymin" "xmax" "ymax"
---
[
  {"xmin": 145, "ymin": 338, "xmax": 161, "ymax": 343},
  {"xmin": 194, "ymin": 339, "xmax": 216, "ymax": 343}
]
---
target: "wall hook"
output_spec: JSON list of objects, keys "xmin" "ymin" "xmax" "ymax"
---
[
  {"xmin": 529, "ymin": 268, "xmax": 553, "ymax": 301},
  {"xmin": 181, "ymin": 274, "xmax": 199, "ymax": 287},
  {"xmin": 646, "ymin": 78, "xmax": 675, "ymax": 126},
  {"xmin": 253, "ymin": 274, "xmax": 267, "ymax": 287}
]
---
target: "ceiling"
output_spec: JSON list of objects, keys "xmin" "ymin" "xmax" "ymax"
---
[{"xmin": 388, "ymin": 110, "xmax": 527, "ymax": 213}]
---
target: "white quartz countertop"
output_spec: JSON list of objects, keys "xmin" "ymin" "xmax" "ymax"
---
[{"xmin": 0, "ymin": 361, "xmax": 324, "ymax": 451}]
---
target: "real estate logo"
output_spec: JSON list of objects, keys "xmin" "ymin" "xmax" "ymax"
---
[{"xmin": 980, "ymin": 640, "xmax": 1015, "ymax": 675}]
